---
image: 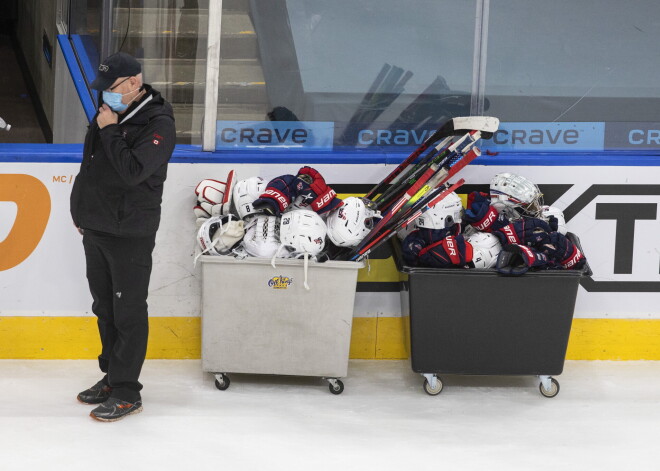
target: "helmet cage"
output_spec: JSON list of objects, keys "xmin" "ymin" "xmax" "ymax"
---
[{"xmin": 490, "ymin": 173, "xmax": 544, "ymax": 218}]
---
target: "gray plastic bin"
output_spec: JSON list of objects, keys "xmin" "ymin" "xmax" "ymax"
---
[
  {"xmin": 392, "ymin": 233, "xmax": 591, "ymax": 398},
  {"xmin": 200, "ymin": 255, "xmax": 363, "ymax": 394}
]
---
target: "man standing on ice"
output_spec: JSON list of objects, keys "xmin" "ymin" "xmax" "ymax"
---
[{"xmin": 70, "ymin": 52, "xmax": 176, "ymax": 422}]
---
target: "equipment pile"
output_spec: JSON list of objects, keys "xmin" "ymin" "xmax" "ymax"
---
[{"xmin": 192, "ymin": 116, "xmax": 586, "ymax": 275}]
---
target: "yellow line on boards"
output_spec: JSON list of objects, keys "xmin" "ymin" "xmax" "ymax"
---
[{"xmin": 1, "ymin": 317, "xmax": 660, "ymax": 360}]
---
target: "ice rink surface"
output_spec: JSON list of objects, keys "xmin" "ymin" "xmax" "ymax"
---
[{"xmin": 1, "ymin": 359, "xmax": 659, "ymax": 471}]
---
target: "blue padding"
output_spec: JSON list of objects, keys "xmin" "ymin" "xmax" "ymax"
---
[
  {"xmin": 70, "ymin": 34, "xmax": 100, "ymax": 108},
  {"xmin": 475, "ymin": 150, "xmax": 660, "ymax": 166},
  {"xmin": 57, "ymin": 35, "xmax": 96, "ymax": 122},
  {"xmin": 2, "ymin": 144, "xmax": 660, "ymax": 166}
]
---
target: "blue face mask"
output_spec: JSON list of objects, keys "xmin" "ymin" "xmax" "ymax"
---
[{"xmin": 102, "ymin": 87, "xmax": 139, "ymax": 112}]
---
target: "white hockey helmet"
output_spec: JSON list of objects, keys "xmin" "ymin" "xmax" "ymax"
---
[
  {"xmin": 279, "ymin": 209, "xmax": 327, "ymax": 256},
  {"xmin": 197, "ymin": 216, "xmax": 245, "ymax": 255},
  {"xmin": 242, "ymin": 215, "xmax": 281, "ymax": 258},
  {"xmin": 326, "ymin": 197, "xmax": 379, "ymax": 247},
  {"xmin": 467, "ymin": 231, "xmax": 502, "ymax": 269},
  {"xmin": 416, "ymin": 191, "xmax": 463, "ymax": 229},
  {"xmin": 490, "ymin": 173, "xmax": 543, "ymax": 217},
  {"xmin": 289, "ymin": 194, "xmax": 310, "ymax": 211},
  {"xmin": 542, "ymin": 205, "xmax": 567, "ymax": 235},
  {"xmin": 232, "ymin": 176, "xmax": 266, "ymax": 219},
  {"xmin": 396, "ymin": 220, "xmax": 418, "ymax": 241}
]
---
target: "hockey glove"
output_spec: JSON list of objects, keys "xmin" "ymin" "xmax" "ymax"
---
[
  {"xmin": 419, "ymin": 226, "xmax": 460, "ymax": 241},
  {"xmin": 295, "ymin": 166, "xmax": 343, "ymax": 214},
  {"xmin": 496, "ymin": 243, "xmax": 550, "ymax": 276},
  {"xmin": 545, "ymin": 215, "xmax": 559, "ymax": 232},
  {"xmin": 252, "ymin": 174, "xmax": 299, "ymax": 216},
  {"xmin": 418, "ymin": 234, "xmax": 473, "ymax": 269},
  {"xmin": 193, "ymin": 203, "xmax": 212, "ymax": 219},
  {"xmin": 194, "ymin": 171, "xmax": 235, "ymax": 217},
  {"xmin": 464, "ymin": 191, "xmax": 499, "ymax": 232},
  {"xmin": 540, "ymin": 232, "xmax": 586, "ymax": 270},
  {"xmin": 401, "ymin": 231, "xmax": 424, "ymax": 267},
  {"xmin": 492, "ymin": 215, "xmax": 552, "ymax": 247}
]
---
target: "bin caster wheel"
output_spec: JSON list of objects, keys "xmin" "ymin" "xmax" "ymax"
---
[
  {"xmin": 423, "ymin": 377, "xmax": 443, "ymax": 396},
  {"xmin": 539, "ymin": 378, "xmax": 559, "ymax": 398},
  {"xmin": 214, "ymin": 374, "xmax": 230, "ymax": 391},
  {"xmin": 328, "ymin": 379, "xmax": 344, "ymax": 395}
]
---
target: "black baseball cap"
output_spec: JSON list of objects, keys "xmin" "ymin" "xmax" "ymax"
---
[{"xmin": 90, "ymin": 52, "xmax": 142, "ymax": 91}]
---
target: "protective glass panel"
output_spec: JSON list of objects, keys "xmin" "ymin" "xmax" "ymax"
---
[
  {"xmin": 110, "ymin": 0, "xmax": 209, "ymax": 145},
  {"xmin": 216, "ymin": 0, "xmax": 477, "ymax": 152},
  {"xmin": 485, "ymin": 0, "xmax": 660, "ymax": 152},
  {"xmin": 68, "ymin": 0, "xmax": 102, "ymax": 90}
]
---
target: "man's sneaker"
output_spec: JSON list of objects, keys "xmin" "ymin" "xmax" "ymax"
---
[
  {"xmin": 90, "ymin": 397, "xmax": 143, "ymax": 422},
  {"xmin": 77, "ymin": 380, "xmax": 112, "ymax": 404}
]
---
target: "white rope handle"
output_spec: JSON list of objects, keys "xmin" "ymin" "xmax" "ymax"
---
[{"xmin": 303, "ymin": 252, "xmax": 310, "ymax": 290}]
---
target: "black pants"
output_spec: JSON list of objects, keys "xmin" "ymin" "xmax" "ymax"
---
[{"xmin": 82, "ymin": 230, "xmax": 156, "ymax": 402}]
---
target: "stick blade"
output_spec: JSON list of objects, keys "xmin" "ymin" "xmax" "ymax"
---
[{"xmin": 449, "ymin": 116, "xmax": 500, "ymax": 139}]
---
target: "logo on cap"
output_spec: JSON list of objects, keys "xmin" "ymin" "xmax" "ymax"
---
[{"xmin": 98, "ymin": 64, "xmax": 109, "ymax": 72}]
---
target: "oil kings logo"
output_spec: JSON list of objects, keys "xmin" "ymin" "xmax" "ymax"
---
[
  {"xmin": 268, "ymin": 275, "xmax": 293, "ymax": 289},
  {"xmin": 0, "ymin": 174, "xmax": 51, "ymax": 271}
]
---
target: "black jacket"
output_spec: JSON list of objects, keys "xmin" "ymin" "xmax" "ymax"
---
[{"xmin": 70, "ymin": 85, "xmax": 176, "ymax": 237}]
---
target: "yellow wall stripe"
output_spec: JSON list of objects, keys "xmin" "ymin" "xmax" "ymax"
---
[
  {"xmin": 2, "ymin": 316, "xmax": 660, "ymax": 360},
  {"xmin": 357, "ymin": 257, "xmax": 399, "ymax": 283},
  {"xmin": 0, "ymin": 317, "xmax": 201, "ymax": 359},
  {"xmin": 566, "ymin": 318, "xmax": 660, "ymax": 360}
]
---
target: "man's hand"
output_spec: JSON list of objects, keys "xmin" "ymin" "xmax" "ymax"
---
[{"xmin": 97, "ymin": 104, "xmax": 118, "ymax": 129}]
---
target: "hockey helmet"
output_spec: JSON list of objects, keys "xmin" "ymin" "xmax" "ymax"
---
[
  {"xmin": 242, "ymin": 215, "xmax": 280, "ymax": 258},
  {"xmin": 232, "ymin": 176, "xmax": 266, "ymax": 219},
  {"xmin": 396, "ymin": 220, "xmax": 418, "ymax": 241},
  {"xmin": 542, "ymin": 205, "xmax": 567, "ymax": 235},
  {"xmin": 279, "ymin": 209, "xmax": 327, "ymax": 256},
  {"xmin": 467, "ymin": 231, "xmax": 502, "ymax": 269},
  {"xmin": 489, "ymin": 173, "xmax": 543, "ymax": 217},
  {"xmin": 197, "ymin": 215, "xmax": 245, "ymax": 256},
  {"xmin": 326, "ymin": 197, "xmax": 380, "ymax": 247},
  {"xmin": 289, "ymin": 194, "xmax": 310, "ymax": 211},
  {"xmin": 416, "ymin": 191, "xmax": 463, "ymax": 229}
]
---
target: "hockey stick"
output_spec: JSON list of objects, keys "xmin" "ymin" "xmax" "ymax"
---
[
  {"xmin": 374, "ymin": 120, "xmax": 494, "ymax": 210},
  {"xmin": 350, "ymin": 142, "xmax": 481, "ymax": 259},
  {"xmin": 366, "ymin": 134, "xmax": 480, "ymax": 243},
  {"xmin": 350, "ymin": 179, "xmax": 466, "ymax": 261},
  {"xmin": 363, "ymin": 116, "xmax": 498, "ymax": 202},
  {"xmin": 374, "ymin": 130, "xmax": 476, "ymax": 210},
  {"xmin": 373, "ymin": 145, "xmax": 480, "ymax": 243},
  {"xmin": 376, "ymin": 131, "xmax": 481, "ymax": 213},
  {"xmin": 407, "ymin": 143, "xmax": 480, "ymax": 206},
  {"xmin": 372, "ymin": 136, "xmax": 453, "ymax": 208},
  {"xmin": 363, "ymin": 129, "xmax": 448, "ymax": 202}
]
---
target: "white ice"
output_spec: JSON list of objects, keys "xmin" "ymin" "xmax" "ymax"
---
[{"xmin": 1, "ymin": 360, "xmax": 659, "ymax": 471}]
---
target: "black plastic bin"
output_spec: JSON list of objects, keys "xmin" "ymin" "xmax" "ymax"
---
[{"xmin": 392, "ymin": 232, "xmax": 591, "ymax": 398}]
